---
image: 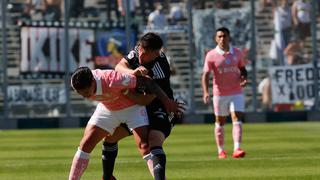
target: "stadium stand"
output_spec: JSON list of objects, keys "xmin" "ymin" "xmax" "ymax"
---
[{"xmin": 1, "ymin": 0, "xmax": 320, "ymax": 120}]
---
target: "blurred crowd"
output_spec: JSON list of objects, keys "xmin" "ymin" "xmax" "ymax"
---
[
  {"xmin": 265, "ymin": 0, "xmax": 313, "ymax": 66},
  {"xmin": 19, "ymin": 0, "xmax": 187, "ymax": 26}
]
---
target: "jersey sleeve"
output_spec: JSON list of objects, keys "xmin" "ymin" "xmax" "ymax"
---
[
  {"xmin": 108, "ymin": 71, "xmax": 137, "ymax": 89},
  {"xmin": 203, "ymin": 52, "xmax": 212, "ymax": 73}
]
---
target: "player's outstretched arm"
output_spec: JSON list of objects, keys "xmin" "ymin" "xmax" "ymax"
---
[
  {"xmin": 116, "ymin": 58, "xmax": 148, "ymax": 76},
  {"xmin": 115, "ymin": 58, "xmax": 136, "ymax": 74},
  {"xmin": 122, "ymin": 89, "xmax": 156, "ymax": 105},
  {"xmin": 136, "ymin": 76, "xmax": 185, "ymax": 115}
]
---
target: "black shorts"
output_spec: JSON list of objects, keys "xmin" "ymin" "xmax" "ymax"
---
[
  {"xmin": 146, "ymin": 101, "xmax": 176, "ymax": 138},
  {"xmin": 120, "ymin": 123, "xmax": 133, "ymax": 135}
]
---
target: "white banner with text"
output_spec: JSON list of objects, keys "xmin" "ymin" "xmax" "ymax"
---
[{"xmin": 269, "ymin": 64, "xmax": 320, "ymax": 104}]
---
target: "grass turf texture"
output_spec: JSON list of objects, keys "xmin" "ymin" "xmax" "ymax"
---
[{"xmin": 0, "ymin": 122, "xmax": 320, "ymax": 180}]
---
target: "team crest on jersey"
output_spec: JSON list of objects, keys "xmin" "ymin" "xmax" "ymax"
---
[
  {"xmin": 225, "ymin": 59, "xmax": 231, "ymax": 65},
  {"xmin": 127, "ymin": 51, "xmax": 135, "ymax": 59}
]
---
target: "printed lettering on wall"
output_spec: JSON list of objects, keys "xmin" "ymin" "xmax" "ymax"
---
[
  {"xmin": 8, "ymin": 84, "xmax": 66, "ymax": 105},
  {"xmin": 20, "ymin": 27, "xmax": 95, "ymax": 73}
]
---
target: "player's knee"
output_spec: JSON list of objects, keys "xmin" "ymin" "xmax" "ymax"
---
[
  {"xmin": 139, "ymin": 142, "xmax": 149, "ymax": 155},
  {"xmin": 232, "ymin": 112, "xmax": 244, "ymax": 122},
  {"xmin": 215, "ymin": 118, "xmax": 226, "ymax": 126},
  {"xmin": 79, "ymin": 138, "xmax": 95, "ymax": 153}
]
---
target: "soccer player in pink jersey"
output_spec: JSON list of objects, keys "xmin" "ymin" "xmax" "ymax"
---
[
  {"xmin": 68, "ymin": 66, "xmax": 182, "ymax": 180},
  {"xmin": 201, "ymin": 27, "xmax": 248, "ymax": 159}
]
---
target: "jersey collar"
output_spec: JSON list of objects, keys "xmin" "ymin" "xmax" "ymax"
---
[{"xmin": 215, "ymin": 45, "xmax": 234, "ymax": 55}]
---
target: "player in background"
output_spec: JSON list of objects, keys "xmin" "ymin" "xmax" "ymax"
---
[
  {"xmin": 68, "ymin": 67, "xmax": 182, "ymax": 180},
  {"xmin": 100, "ymin": 32, "xmax": 181, "ymax": 180},
  {"xmin": 201, "ymin": 27, "xmax": 248, "ymax": 159}
]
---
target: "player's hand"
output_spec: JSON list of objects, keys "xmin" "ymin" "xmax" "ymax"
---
[
  {"xmin": 133, "ymin": 66, "xmax": 148, "ymax": 76},
  {"xmin": 240, "ymin": 76, "xmax": 247, "ymax": 87},
  {"xmin": 163, "ymin": 99, "xmax": 186, "ymax": 116},
  {"xmin": 203, "ymin": 93, "xmax": 210, "ymax": 104}
]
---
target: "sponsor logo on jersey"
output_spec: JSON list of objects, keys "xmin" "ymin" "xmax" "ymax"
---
[{"xmin": 127, "ymin": 51, "xmax": 135, "ymax": 59}]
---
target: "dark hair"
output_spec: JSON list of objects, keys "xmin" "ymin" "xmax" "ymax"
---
[
  {"xmin": 139, "ymin": 32, "xmax": 163, "ymax": 51},
  {"xmin": 216, "ymin": 27, "xmax": 230, "ymax": 36},
  {"xmin": 71, "ymin": 67, "xmax": 94, "ymax": 91}
]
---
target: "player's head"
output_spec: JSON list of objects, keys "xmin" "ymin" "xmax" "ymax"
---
[
  {"xmin": 138, "ymin": 32, "xmax": 163, "ymax": 64},
  {"xmin": 215, "ymin": 27, "xmax": 231, "ymax": 50},
  {"xmin": 71, "ymin": 67, "xmax": 96, "ymax": 98}
]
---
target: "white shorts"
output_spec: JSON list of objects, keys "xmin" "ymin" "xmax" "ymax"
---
[
  {"xmin": 87, "ymin": 103, "xmax": 149, "ymax": 135},
  {"xmin": 213, "ymin": 93, "xmax": 245, "ymax": 116}
]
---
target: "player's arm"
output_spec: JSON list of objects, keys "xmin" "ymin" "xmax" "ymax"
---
[
  {"xmin": 115, "ymin": 58, "xmax": 148, "ymax": 76},
  {"xmin": 122, "ymin": 89, "xmax": 156, "ymax": 105},
  {"xmin": 239, "ymin": 67, "xmax": 248, "ymax": 87},
  {"xmin": 201, "ymin": 71, "xmax": 210, "ymax": 104},
  {"xmin": 136, "ymin": 75, "xmax": 185, "ymax": 115}
]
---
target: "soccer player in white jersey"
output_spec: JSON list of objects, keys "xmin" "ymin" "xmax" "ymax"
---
[
  {"xmin": 68, "ymin": 67, "xmax": 182, "ymax": 180},
  {"xmin": 201, "ymin": 27, "xmax": 248, "ymax": 159}
]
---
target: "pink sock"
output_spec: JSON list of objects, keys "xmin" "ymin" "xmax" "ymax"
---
[
  {"xmin": 232, "ymin": 121, "xmax": 243, "ymax": 150},
  {"xmin": 215, "ymin": 123, "xmax": 224, "ymax": 153},
  {"xmin": 69, "ymin": 148, "xmax": 90, "ymax": 180}
]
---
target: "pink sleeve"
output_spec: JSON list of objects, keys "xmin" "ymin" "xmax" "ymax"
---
[
  {"xmin": 107, "ymin": 71, "xmax": 137, "ymax": 89},
  {"xmin": 203, "ymin": 52, "xmax": 212, "ymax": 73}
]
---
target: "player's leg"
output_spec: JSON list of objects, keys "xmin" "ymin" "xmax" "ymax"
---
[
  {"xmin": 146, "ymin": 101, "xmax": 175, "ymax": 180},
  {"xmin": 230, "ymin": 93, "xmax": 246, "ymax": 158},
  {"xmin": 215, "ymin": 116, "xmax": 227, "ymax": 158},
  {"xmin": 132, "ymin": 125, "xmax": 150, "ymax": 156},
  {"xmin": 120, "ymin": 105, "xmax": 153, "ymax": 177},
  {"xmin": 69, "ymin": 103, "xmax": 118, "ymax": 180},
  {"xmin": 213, "ymin": 95, "xmax": 229, "ymax": 159},
  {"xmin": 148, "ymin": 130, "xmax": 166, "ymax": 180},
  {"xmin": 102, "ymin": 124, "xmax": 131, "ymax": 180},
  {"xmin": 69, "ymin": 124, "xmax": 109, "ymax": 180}
]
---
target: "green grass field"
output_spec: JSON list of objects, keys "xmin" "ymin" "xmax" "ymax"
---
[{"xmin": 1, "ymin": 122, "xmax": 320, "ymax": 180}]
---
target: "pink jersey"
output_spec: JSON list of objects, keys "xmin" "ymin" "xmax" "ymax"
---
[
  {"xmin": 89, "ymin": 69, "xmax": 137, "ymax": 111},
  {"xmin": 203, "ymin": 46, "xmax": 246, "ymax": 96}
]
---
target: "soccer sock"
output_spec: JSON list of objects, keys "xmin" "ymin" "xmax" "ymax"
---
[
  {"xmin": 143, "ymin": 153, "xmax": 154, "ymax": 177},
  {"xmin": 102, "ymin": 142, "xmax": 118, "ymax": 180},
  {"xmin": 215, "ymin": 123, "xmax": 225, "ymax": 153},
  {"xmin": 232, "ymin": 121, "xmax": 243, "ymax": 151},
  {"xmin": 68, "ymin": 148, "xmax": 90, "ymax": 180},
  {"xmin": 150, "ymin": 146, "xmax": 166, "ymax": 180}
]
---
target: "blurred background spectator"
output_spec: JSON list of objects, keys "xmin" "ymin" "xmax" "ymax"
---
[
  {"xmin": 269, "ymin": 0, "xmax": 292, "ymax": 65},
  {"xmin": 258, "ymin": 76, "xmax": 272, "ymax": 110},
  {"xmin": 147, "ymin": 2, "xmax": 167, "ymax": 29},
  {"xmin": 168, "ymin": 2, "xmax": 185, "ymax": 25},
  {"xmin": 292, "ymin": 0, "xmax": 311, "ymax": 42},
  {"xmin": 42, "ymin": 0, "xmax": 62, "ymax": 21}
]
